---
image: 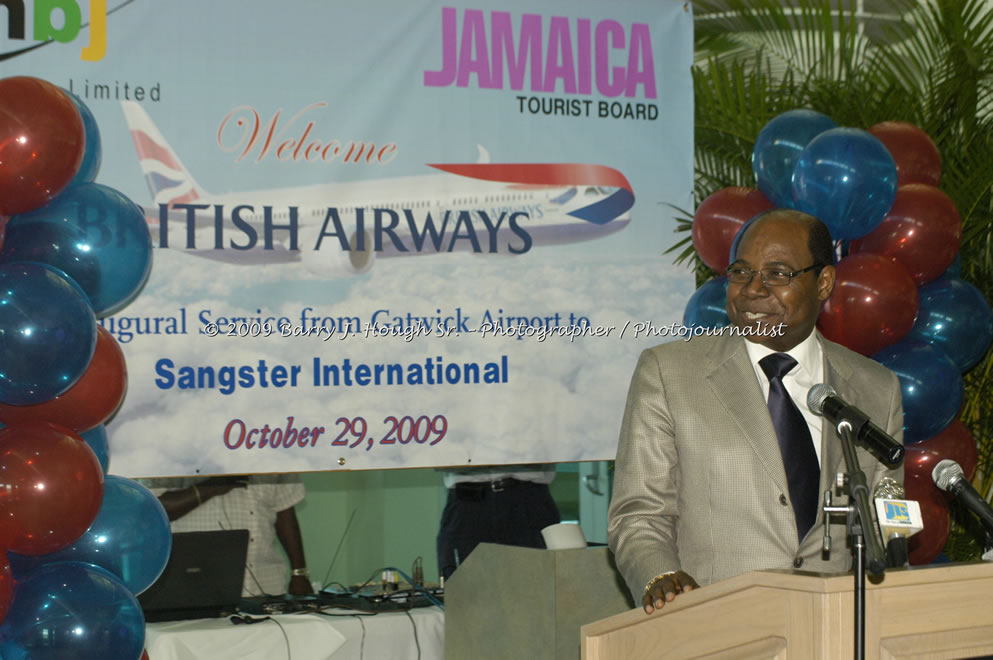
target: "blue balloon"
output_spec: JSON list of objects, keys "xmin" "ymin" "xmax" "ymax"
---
[
  {"xmin": 907, "ymin": 277, "xmax": 993, "ymax": 372},
  {"xmin": 0, "ymin": 561, "xmax": 145, "ymax": 660},
  {"xmin": 0, "ymin": 262, "xmax": 96, "ymax": 405},
  {"xmin": 752, "ymin": 109, "xmax": 837, "ymax": 207},
  {"xmin": 2, "ymin": 183, "xmax": 153, "ymax": 317},
  {"xmin": 80, "ymin": 424, "xmax": 110, "ymax": 474},
  {"xmin": 792, "ymin": 127, "xmax": 898, "ymax": 240},
  {"xmin": 683, "ymin": 276, "xmax": 730, "ymax": 330},
  {"xmin": 9, "ymin": 476, "xmax": 171, "ymax": 596},
  {"xmin": 873, "ymin": 339, "xmax": 963, "ymax": 444},
  {"xmin": 61, "ymin": 89, "xmax": 102, "ymax": 187}
]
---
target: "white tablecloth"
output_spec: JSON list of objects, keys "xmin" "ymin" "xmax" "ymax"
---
[{"xmin": 145, "ymin": 607, "xmax": 445, "ymax": 660}]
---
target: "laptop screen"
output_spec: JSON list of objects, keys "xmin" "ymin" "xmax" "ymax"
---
[{"xmin": 139, "ymin": 529, "xmax": 250, "ymax": 622}]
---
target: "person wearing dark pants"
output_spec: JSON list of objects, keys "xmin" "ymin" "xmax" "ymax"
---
[{"xmin": 437, "ymin": 465, "xmax": 561, "ymax": 580}]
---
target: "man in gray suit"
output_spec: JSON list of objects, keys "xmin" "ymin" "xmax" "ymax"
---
[{"xmin": 608, "ymin": 209, "xmax": 903, "ymax": 614}]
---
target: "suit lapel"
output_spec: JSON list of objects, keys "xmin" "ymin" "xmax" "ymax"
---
[
  {"xmin": 705, "ymin": 335, "xmax": 790, "ymax": 495},
  {"xmin": 701, "ymin": 333, "xmax": 865, "ymax": 547}
]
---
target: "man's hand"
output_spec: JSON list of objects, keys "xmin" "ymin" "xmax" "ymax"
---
[
  {"xmin": 288, "ymin": 574, "xmax": 314, "ymax": 596},
  {"xmin": 642, "ymin": 571, "xmax": 699, "ymax": 614},
  {"xmin": 198, "ymin": 475, "xmax": 249, "ymax": 498},
  {"xmin": 159, "ymin": 475, "xmax": 250, "ymax": 521}
]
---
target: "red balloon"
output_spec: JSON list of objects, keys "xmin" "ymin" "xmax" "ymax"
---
[
  {"xmin": 904, "ymin": 435, "xmax": 953, "ymax": 503},
  {"xmin": 818, "ymin": 253, "xmax": 919, "ymax": 355},
  {"xmin": 904, "ymin": 473, "xmax": 951, "ymax": 565},
  {"xmin": 906, "ymin": 420, "xmax": 978, "ymax": 480},
  {"xmin": 0, "ymin": 326, "xmax": 127, "ymax": 432},
  {"xmin": 849, "ymin": 184, "xmax": 961, "ymax": 284},
  {"xmin": 0, "ymin": 422, "xmax": 103, "ymax": 555},
  {"xmin": 868, "ymin": 121, "xmax": 942, "ymax": 187},
  {"xmin": 0, "ymin": 77, "xmax": 85, "ymax": 215},
  {"xmin": 0, "ymin": 551, "xmax": 11, "ymax": 625},
  {"xmin": 692, "ymin": 187, "xmax": 774, "ymax": 272}
]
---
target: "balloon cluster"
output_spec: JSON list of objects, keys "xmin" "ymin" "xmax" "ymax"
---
[
  {"xmin": 687, "ymin": 109, "xmax": 992, "ymax": 566},
  {"xmin": 0, "ymin": 76, "xmax": 165, "ymax": 660}
]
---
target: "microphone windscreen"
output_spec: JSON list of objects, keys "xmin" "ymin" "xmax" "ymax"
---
[
  {"xmin": 932, "ymin": 459, "xmax": 964, "ymax": 492},
  {"xmin": 806, "ymin": 383, "xmax": 836, "ymax": 415},
  {"xmin": 872, "ymin": 476, "xmax": 904, "ymax": 500}
]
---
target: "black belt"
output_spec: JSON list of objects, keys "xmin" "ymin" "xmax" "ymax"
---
[{"xmin": 453, "ymin": 478, "xmax": 524, "ymax": 500}]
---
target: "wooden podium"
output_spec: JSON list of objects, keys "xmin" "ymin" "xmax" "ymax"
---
[{"xmin": 581, "ymin": 562, "xmax": 993, "ymax": 660}]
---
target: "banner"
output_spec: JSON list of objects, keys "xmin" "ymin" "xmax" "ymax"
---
[{"xmin": 4, "ymin": 0, "xmax": 695, "ymax": 476}]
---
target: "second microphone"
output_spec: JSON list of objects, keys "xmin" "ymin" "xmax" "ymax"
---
[{"xmin": 807, "ymin": 383, "xmax": 904, "ymax": 466}]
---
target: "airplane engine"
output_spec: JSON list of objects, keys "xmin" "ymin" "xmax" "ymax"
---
[{"xmin": 301, "ymin": 229, "xmax": 375, "ymax": 277}]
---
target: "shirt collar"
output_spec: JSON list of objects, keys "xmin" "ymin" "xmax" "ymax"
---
[{"xmin": 744, "ymin": 329, "xmax": 822, "ymax": 382}]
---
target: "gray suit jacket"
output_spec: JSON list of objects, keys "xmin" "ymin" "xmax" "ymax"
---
[{"xmin": 607, "ymin": 331, "xmax": 903, "ymax": 599}]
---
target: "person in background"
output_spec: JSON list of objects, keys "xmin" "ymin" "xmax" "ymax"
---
[
  {"xmin": 437, "ymin": 464, "xmax": 561, "ymax": 580},
  {"xmin": 143, "ymin": 473, "xmax": 314, "ymax": 597}
]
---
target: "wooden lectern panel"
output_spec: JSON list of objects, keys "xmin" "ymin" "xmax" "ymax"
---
[{"xmin": 582, "ymin": 562, "xmax": 993, "ymax": 660}]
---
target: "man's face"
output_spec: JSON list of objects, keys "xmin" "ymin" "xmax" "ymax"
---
[{"xmin": 725, "ymin": 217, "xmax": 835, "ymax": 351}]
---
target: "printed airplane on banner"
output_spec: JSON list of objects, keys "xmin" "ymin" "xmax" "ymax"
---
[{"xmin": 122, "ymin": 101, "xmax": 635, "ymax": 277}]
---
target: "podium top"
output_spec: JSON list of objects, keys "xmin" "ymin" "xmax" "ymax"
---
[{"xmin": 582, "ymin": 561, "xmax": 993, "ymax": 638}]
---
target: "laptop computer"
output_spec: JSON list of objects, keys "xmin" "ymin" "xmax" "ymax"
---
[{"xmin": 138, "ymin": 529, "xmax": 250, "ymax": 622}]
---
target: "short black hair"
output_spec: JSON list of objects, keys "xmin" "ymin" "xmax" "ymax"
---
[
  {"xmin": 806, "ymin": 217, "xmax": 834, "ymax": 270},
  {"xmin": 736, "ymin": 209, "xmax": 834, "ymax": 270}
]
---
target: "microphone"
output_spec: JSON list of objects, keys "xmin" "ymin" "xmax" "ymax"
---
[
  {"xmin": 932, "ymin": 459, "xmax": 993, "ymax": 532},
  {"xmin": 807, "ymin": 384, "xmax": 905, "ymax": 466},
  {"xmin": 872, "ymin": 477, "xmax": 923, "ymax": 567}
]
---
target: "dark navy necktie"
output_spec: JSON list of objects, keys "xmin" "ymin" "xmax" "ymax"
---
[{"xmin": 760, "ymin": 353, "xmax": 819, "ymax": 540}]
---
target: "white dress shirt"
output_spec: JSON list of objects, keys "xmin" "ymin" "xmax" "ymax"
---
[
  {"xmin": 744, "ymin": 330, "xmax": 825, "ymax": 465},
  {"xmin": 142, "ymin": 474, "xmax": 305, "ymax": 597}
]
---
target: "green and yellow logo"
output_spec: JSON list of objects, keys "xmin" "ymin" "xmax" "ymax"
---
[{"xmin": 2, "ymin": 0, "xmax": 107, "ymax": 62}]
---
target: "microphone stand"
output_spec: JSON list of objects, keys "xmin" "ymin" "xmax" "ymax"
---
[{"xmin": 822, "ymin": 421, "xmax": 887, "ymax": 660}]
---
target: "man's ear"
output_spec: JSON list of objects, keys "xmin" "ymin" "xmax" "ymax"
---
[{"xmin": 817, "ymin": 265, "xmax": 836, "ymax": 302}]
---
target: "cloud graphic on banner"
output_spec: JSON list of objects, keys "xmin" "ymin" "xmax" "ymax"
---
[{"xmin": 108, "ymin": 250, "xmax": 692, "ymax": 477}]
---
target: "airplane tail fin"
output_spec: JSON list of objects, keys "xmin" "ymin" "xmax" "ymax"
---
[{"xmin": 121, "ymin": 101, "xmax": 208, "ymax": 207}]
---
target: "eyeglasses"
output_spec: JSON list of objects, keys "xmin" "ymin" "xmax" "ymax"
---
[{"xmin": 725, "ymin": 264, "xmax": 822, "ymax": 287}]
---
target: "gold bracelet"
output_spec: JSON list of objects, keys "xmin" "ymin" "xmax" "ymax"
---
[
  {"xmin": 643, "ymin": 571, "xmax": 678, "ymax": 598},
  {"xmin": 291, "ymin": 567, "xmax": 310, "ymax": 577},
  {"xmin": 192, "ymin": 485, "xmax": 202, "ymax": 505}
]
